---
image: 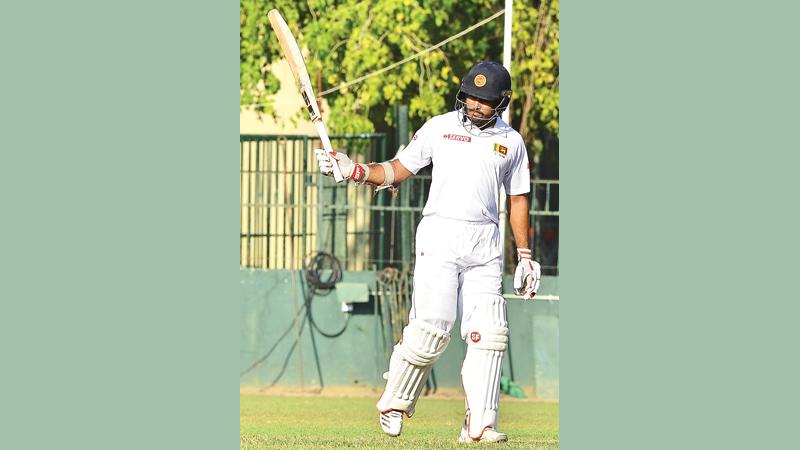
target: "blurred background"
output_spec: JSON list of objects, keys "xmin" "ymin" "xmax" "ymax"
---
[{"xmin": 239, "ymin": 0, "xmax": 559, "ymax": 401}]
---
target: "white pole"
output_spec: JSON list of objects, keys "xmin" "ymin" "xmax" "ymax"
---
[
  {"xmin": 502, "ymin": 0, "xmax": 513, "ymax": 125},
  {"xmin": 499, "ymin": 0, "xmax": 513, "ymax": 267}
]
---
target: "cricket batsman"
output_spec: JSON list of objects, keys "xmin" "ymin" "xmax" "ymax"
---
[{"xmin": 315, "ymin": 60, "xmax": 541, "ymax": 443}]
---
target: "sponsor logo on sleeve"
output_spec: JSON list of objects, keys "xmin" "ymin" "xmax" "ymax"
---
[{"xmin": 443, "ymin": 133, "xmax": 471, "ymax": 142}]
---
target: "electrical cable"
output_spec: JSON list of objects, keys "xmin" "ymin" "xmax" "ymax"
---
[
  {"xmin": 317, "ymin": 9, "xmax": 505, "ymax": 97},
  {"xmin": 240, "ymin": 301, "xmax": 307, "ymax": 377},
  {"xmin": 303, "ymin": 252, "xmax": 349, "ymax": 338},
  {"xmin": 304, "ymin": 251, "xmax": 342, "ymax": 291},
  {"xmin": 242, "ymin": 9, "xmax": 506, "ymax": 107},
  {"xmin": 240, "ymin": 252, "xmax": 348, "ymax": 381}
]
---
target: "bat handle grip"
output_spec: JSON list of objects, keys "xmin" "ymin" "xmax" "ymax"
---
[{"xmin": 315, "ymin": 121, "xmax": 345, "ymax": 183}]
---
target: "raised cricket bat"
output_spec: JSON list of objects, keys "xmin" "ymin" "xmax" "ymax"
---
[{"xmin": 268, "ymin": 9, "xmax": 344, "ymax": 183}]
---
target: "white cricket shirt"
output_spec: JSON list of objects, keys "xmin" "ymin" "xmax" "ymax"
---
[{"xmin": 397, "ymin": 111, "xmax": 531, "ymax": 224}]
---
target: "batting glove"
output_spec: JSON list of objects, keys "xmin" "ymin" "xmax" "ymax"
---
[
  {"xmin": 314, "ymin": 148, "xmax": 369, "ymax": 184},
  {"xmin": 513, "ymin": 248, "xmax": 541, "ymax": 299}
]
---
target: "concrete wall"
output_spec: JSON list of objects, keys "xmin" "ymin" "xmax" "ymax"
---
[{"xmin": 240, "ymin": 269, "xmax": 559, "ymax": 400}]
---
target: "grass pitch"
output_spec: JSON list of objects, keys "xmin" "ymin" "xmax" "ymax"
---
[{"xmin": 241, "ymin": 394, "xmax": 558, "ymax": 449}]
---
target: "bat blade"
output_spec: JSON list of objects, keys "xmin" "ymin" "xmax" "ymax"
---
[{"xmin": 268, "ymin": 9, "xmax": 345, "ymax": 182}]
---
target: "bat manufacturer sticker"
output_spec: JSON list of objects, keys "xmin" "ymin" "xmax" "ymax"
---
[
  {"xmin": 469, "ymin": 331, "xmax": 481, "ymax": 343},
  {"xmin": 443, "ymin": 133, "xmax": 472, "ymax": 142},
  {"xmin": 301, "ymin": 90, "xmax": 318, "ymax": 120}
]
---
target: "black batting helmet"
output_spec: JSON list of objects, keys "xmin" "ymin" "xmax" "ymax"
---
[{"xmin": 455, "ymin": 61, "xmax": 512, "ymax": 129}]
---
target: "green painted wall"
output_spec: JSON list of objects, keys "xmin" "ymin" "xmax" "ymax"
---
[{"xmin": 240, "ymin": 269, "xmax": 559, "ymax": 400}]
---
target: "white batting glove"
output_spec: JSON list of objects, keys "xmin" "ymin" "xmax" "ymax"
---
[
  {"xmin": 314, "ymin": 148, "xmax": 368, "ymax": 183},
  {"xmin": 513, "ymin": 248, "xmax": 541, "ymax": 299}
]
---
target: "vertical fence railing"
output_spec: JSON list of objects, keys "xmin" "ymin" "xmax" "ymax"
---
[
  {"xmin": 531, "ymin": 179, "xmax": 559, "ymax": 276},
  {"xmin": 241, "ymin": 134, "xmax": 558, "ymax": 274},
  {"xmin": 240, "ymin": 135, "xmax": 315, "ymax": 269},
  {"xmin": 240, "ymin": 134, "xmax": 389, "ymax": 270}
]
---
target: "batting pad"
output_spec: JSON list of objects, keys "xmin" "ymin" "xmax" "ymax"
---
[
  {"xmin": 377, "ymin": 319, "xmax": 451, "ymax": 415},
  {"xmin": 462, "ymin": 296, "xmax": 509, "ymax": 438}
]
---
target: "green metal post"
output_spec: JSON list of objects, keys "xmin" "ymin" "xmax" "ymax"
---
[
  {"xmin": 396, "ymin": 105, "xmax": 409, "ymax": 149},
  {"xmin": 313, "ymin": 136, "xmax": 324, "ymax": 254},
  {"xmin": 394, "ymin": 106, "xmax": 411, "ymax": 270},
  {"xmin": 378, "ymin": 134, "xmax": 387, "ymax": 268}
]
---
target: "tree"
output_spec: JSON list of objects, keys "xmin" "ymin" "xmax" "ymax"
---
[
  {"xmin": 240, "ymin": 0, "xmax": 304, "ymax": 116},
  {"xmin": 510, "ymin": 0, "xmax": 559, "ymax": 161},
  {"xmin": 240, "ymin": 0, "xmax": 559, "ymax": 160}
]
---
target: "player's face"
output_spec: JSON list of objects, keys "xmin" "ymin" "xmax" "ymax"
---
[{"xmin": 464, "ymin": 95, "xmax": 499, "ymax": 129}]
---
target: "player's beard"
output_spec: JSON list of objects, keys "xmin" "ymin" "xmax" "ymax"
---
[
  {"xmin": 455, "ymin": 96, "xmax": 504, "ymax": 136},
  {"xmin": 464, "ymin": 107, "xmax": 497, "ymax": 130},
  {"xmin": 465, "ymin": 109, "xmax": 496, "ymax": 129}
]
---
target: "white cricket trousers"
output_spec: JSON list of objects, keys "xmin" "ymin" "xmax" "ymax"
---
[{"xmin": 410, "ymin": 215, "xmax": 505, "ymax": 338}]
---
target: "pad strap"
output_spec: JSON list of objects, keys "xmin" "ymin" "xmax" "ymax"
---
[{"xmin": 467, "ymin": 326, "xmax": 509, "ymax": 352}]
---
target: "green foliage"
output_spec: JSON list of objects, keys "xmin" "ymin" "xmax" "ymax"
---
[
  {"xmin": 240, "ymin": 1, "xmax": 559, "ymax": 158},
  {"xmin": 240, "ymin": 0, "xmax": 304, "ymax": 117},
  {"xmin": 511, "ymin": 0, "xmax": 559, "ymax": 156},
  {"xmin": 302, "ymin": 0, "xmax": 456, "ymax": 133}
]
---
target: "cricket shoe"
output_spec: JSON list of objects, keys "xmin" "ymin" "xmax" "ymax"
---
[
  {"xmin": 379, "ymin": 409, "xmax": 403, "ymax": 437},
  {"xmin": 458, "ymin": 424, "xmax": 508, "ymax": 443}
]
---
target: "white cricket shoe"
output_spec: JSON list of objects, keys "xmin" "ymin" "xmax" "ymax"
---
[
  {"xmin": 379, "ymin": 410, "xmax": 403, "ymax": 437},
  {"xmin": 458, "ymin": 424, "xmax": 508, "ymax": 443}
]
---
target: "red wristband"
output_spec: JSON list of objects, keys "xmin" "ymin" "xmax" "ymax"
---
[{"xmin": 350, "ymin": 164, "xmax": 368, "ymax": 184}]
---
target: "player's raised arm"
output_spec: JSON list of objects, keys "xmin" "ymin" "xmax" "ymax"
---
[
  {"xmin": 315, "ymin": 112, "xmax": 433, "ymax": 191},
  {"xmin": 314, "ymin": 149, "xmax": 414, "ymax": 191}
]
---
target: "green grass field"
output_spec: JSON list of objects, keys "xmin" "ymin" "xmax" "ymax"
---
[{"xmin": 241, "ymin": 394, "xmax": 559, "ymax": 449}]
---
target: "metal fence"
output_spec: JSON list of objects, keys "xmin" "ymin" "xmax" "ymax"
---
[
  {"xmin": 241, "ymin": 134, "xmax": 559, "ymax": 274},
  {"xmin": 530, "ymin": 180, "xmax": 559, "ymax": 275}
]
